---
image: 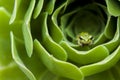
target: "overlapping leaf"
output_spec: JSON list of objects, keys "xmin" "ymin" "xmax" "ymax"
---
[{"xmin": 0, "ymin": 0, "xmax": 120, "ymax": 80}]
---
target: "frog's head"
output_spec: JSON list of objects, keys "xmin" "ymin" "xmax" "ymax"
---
[{"xmin": 77, "ymin": 32, "xmax": 94, "ymax": 46}]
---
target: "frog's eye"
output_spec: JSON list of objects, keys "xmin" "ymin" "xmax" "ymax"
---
[
  {"xmin": 90, "ymin": 36, "xmax": 94, "ymax": 40},
  {"xmin": 79, "ymin": 36, "xmax": 83, "ymax": 40}
]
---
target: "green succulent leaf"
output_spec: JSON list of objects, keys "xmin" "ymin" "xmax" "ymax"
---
[
  {"xmin": 80, "ymin": 45, "xmax": 120, "ymax": 77},
  {"xmin": 60, "ymin": 41, "xmax": 109, "ymax": 64},
  {"xmin": 0, "ymin": 6, "xmax": 11, "ymax": 70},
  {"xmin": 1, "ymin": 0, "xmax": 120, "ymax": 80},
  {"xmin": 106, "ymin": 0, "xmax": 120, "ymax": 16},
  {"xmin": 104, "ymin": 16, "xmax": 120, "ymax": 52},
  {"xmin": 22, "ymin": 0, "xmax": 35, "ymax": 57},
  {"xmin": 0, "ymin": 8, "xmax": 28, "ymax": 80},
  {"xmin": 33, "ymin": 0, "xmax": 44, "ymax": 19},
  {"xmin": 39, "ymin": 12, "xmax": 67, "ymax": 61},
  {"xmin": 10, "ymin": 32, "xmax": 36, "ymax": 80},
  {"xmin": 9, "ymin": 0, "xmax": 21, "ymax": 24},
  {"xmin": 34, "ymin": 39, "xmax": 83, "ymax": 80}
]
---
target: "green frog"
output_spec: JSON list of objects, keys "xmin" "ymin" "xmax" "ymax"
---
[{"xmin": 77, "ymin": 32, "xmax": 94, "ymax": 46}]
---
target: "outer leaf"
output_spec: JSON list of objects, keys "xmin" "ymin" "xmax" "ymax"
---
[
  {"xmin": 50, "ymin": 2, "xmax": 66, "ymax": 43},
  {"xmin": 0, "ymin": 0, "xmax": 14, "ymax": 14},
  {"xmin": 0, "ymin": 7, "xmax": 11, "ymax": 67},
  {"xmin": 85, "ymin": 70, "xmax": 116, "ymax": 80},
  {"xmin": 33, "ymin": 0, "xmax": 44, "ymax": 19},
  {"xmin": 10, "ymin": 32, "xmax": 36, "ymax": 80},
  {"xmin": 40, "ymin": 70, "xmax": 59, "ymax": 80},
  {"xmin": 104, "ymin": 16, "xmax": 120, "ymax": 52},
  {"xmin": 22, "ymin": 0, "xmax": 35, "ymax": 57},
  {"xmin": 80, "ymin": 45, "xmax": 120, "ymax": 77},
  {"xmin": 110, "ymin": 63, "xmax": 120, "ymax": 80},
  {"xmin": 104, "ymin": 16, "xmax": 116, "ymax": 39},
  {"xmin": 40, "ymin": 12, "xmax": 67, "ymax": 61},
  {"xmin": 43, "ymin": 0, "xmax": 56, "ymax": 14},
  {"xmin": 34, "ymin": 39, "xmax": 84, "ymax": 80},
  {"xmin": 0, "ymin": 62, "xmax": 29, "ymax": 80},
  {"xmin": 106, "ymin": 0, "xmax": 120, "ymax": 16},
  {"xmin": 0, "ymin": 7, "xmax": 28, "ymax": 80},
  {"xmin": 9, "ymin": 0, "xmax": 21, "ymax": 24}
]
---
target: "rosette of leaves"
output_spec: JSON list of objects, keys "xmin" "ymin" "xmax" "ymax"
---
[{"xmin": 0, "ymin": 0, "xmax": 120, "ymax": 80}]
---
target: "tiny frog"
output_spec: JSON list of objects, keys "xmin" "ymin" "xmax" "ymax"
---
[{"xmin": 77, "ymin": 32, "xmax": 94, "ymax": 46}]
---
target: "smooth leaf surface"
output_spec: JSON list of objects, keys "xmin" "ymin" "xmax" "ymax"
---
[
  {"xmin": 1, "ymin": 0, "xmax": 120, "ymax": 80},
  {"xmin": 10, "ymin": 32, "xmax": 36, "ymax": 80},
  {"xmin": 22, "ymin": 0, "xmax": 35, "ymax": 57},
  {"xmin": 39, "ymin": 12, "xmax": 67, "ymax": 61},
  {"xmin": 33, "ymin": 0, "xmax": 44, "ymax": 19},
  {"xmin": 60, "ymin": 41, "xmax": 109, "ymax": 64},
  {"xmin": 80, "ymin": 45, "xmax": 120, "ymax": 77},
  {"xmin": 34, "ymin": 39, "xmax": 84, "ymax": 80},
  {"xmin": 106, "ymin": 0, "xmax": 120, "ymax": 16},
  {"xmin": 9, "ymin": 0, "xmax": 21, "ymax": 24}
]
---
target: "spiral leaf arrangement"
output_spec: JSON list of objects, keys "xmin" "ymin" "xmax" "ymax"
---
[{"xmin": 0, "ymin": 0, "xmax": 120, "ymax": 80}]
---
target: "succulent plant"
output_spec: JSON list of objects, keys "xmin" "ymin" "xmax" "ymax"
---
[{"xmin": 0, "ymin": 0, "xmax": 120, "ymax": 80}]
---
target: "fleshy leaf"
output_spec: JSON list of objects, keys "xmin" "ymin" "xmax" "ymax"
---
[
  {"xmin": 94, "ymin": 16, "xmax": 116, "ymax": 46},
  {"xmin": 0, "ymin": 0, "xmax": 14, "ymax": 14},
  {"xmin": 106, "ymin": 0, "xmax": 120, "ymax": 16},
  {"xmin": 42, "ymin": 36, "xmax": 67, "ymax": 61},
  {"xmin": 0, "ymin": 7, "xmax": 28, "ymax": 80},
  {"xmin": 10, "ymin": 32, "xmax": 36, "ymax": 80},
  {"xmin": 80, "ymin": 45, "xmax": 120, "ymax": 77},
  {"xmin": 9, "ymin": 0, "xmax": 21, "ymax": 24},
  {"xmin": 40, "ymin": 12, "xmax": 67, "ymax": 61},
  {"xmin": 40, "ymin": 70, "xmax": 58, "ymax": 80},
  {"xmin": 60, "ymin": 8, "xmax": 81, "ymax": 41},
  {"xmin": 50, "ymin": 2, "xmax": 66, "ymax": 43},
  {"xmin": 0, "ymin": 62, "xmax": 30, "ymax": 80},
  {"xmin": 94, "ymin": 33, "xmax": 108, "ymax": 46},
  {"xmin": 104, "ymin": 16, "xmax": 117, "ymax": 39},
  {"xmin": 34, "ymin": 39, "xmax": 84, "ymax": 80},
  {"xmin": 110, "ymin": 61, "xmax": 120, "ymax": 80},
  {"xmin": 43, "ymin": 0, "xmax": 56, "ymax": 14},
  {"xmin": 60, "ymin": 41, "xmax": 109, "ymax": 65},
  {"xmin": 1, "ymin": 0, "xmax": 120, "ymax": 80},
  {"xmin": 104, "ymin": 16, "xmax": 120, "ymax": 52},
  {"xmin": 85, "ymin": 70, "xmax": 116, "ymax": 80},
  {"xmin": 33, "ymin": 0, "xmax": 44, "ymax": 19},
  {"xmin": 0, "ymin": 7, "xmax": 11, "ymax": 67},
  {"xmin": 22, "ymin": 0, "xmax": 35, "ymax": 57}
]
